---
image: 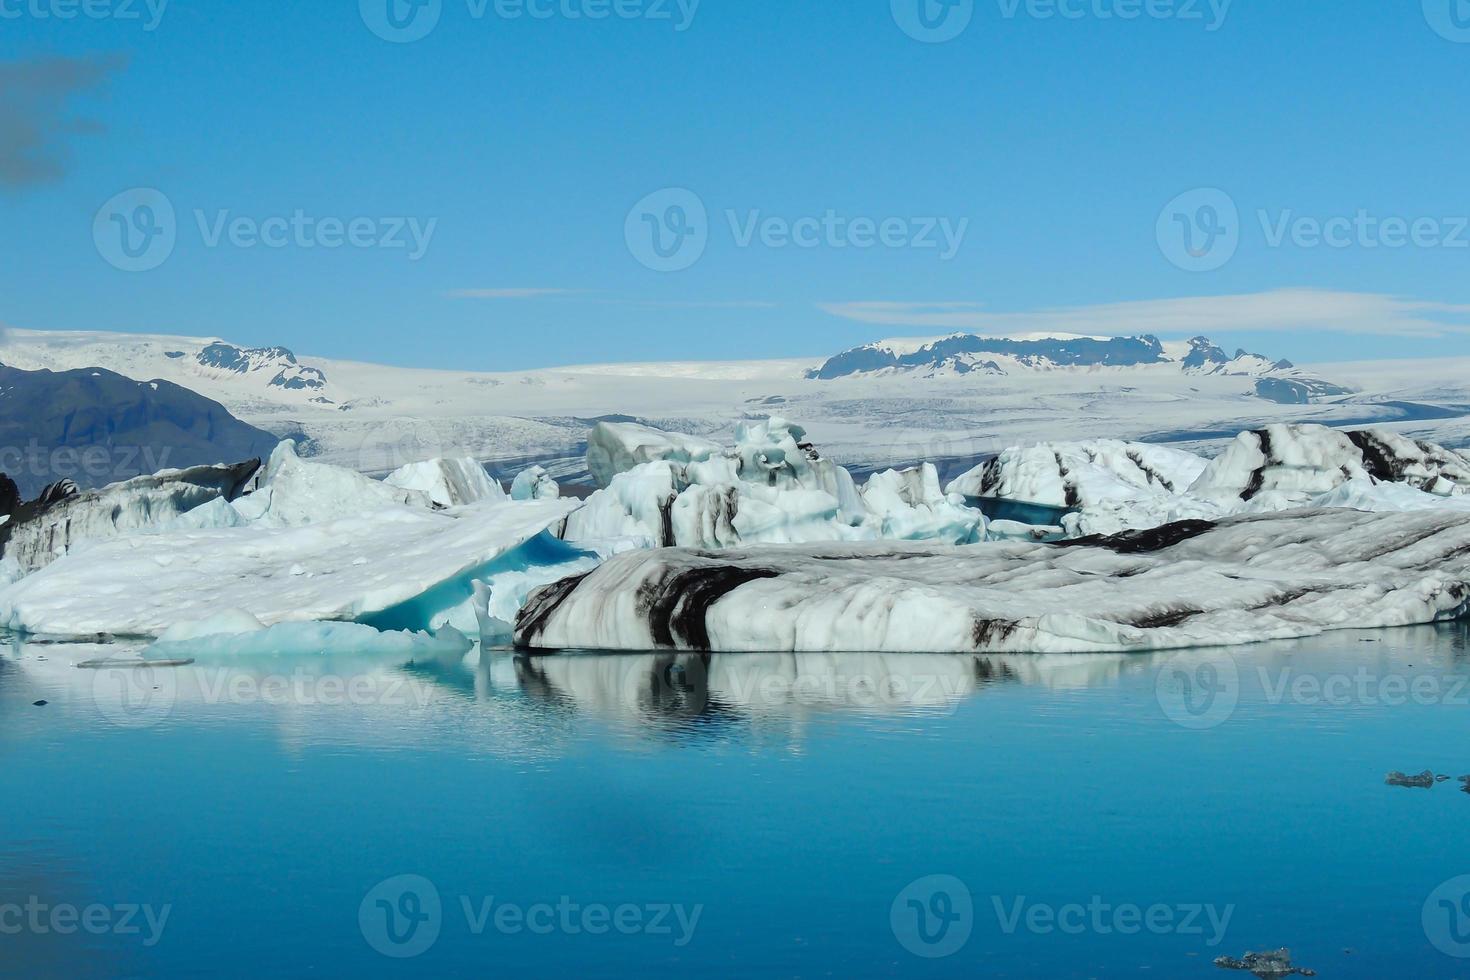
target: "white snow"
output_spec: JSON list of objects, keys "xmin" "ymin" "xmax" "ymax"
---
[{"xmin": 517, "ymin": 509, "xmax": 1470, "ymax": 654}]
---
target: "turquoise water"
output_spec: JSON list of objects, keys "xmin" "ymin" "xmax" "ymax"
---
[{"xmin": 3, "ymin": 623, "xmax": 1470, "ymax": 978}]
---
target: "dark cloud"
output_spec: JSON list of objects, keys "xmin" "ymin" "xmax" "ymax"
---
[{"xmin": 0, "ymin": 55, "xmax": 127, "ymax": 188}]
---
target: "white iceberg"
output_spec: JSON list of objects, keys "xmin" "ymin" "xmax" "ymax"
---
[
  {"xmin": 0, "ymin": 497, "xmax": 578, "ymax": 640},
  {"xmin": 517, "ymin": 508, "xmax": 1470, "ymax": 654},
  {"xmin": 145, "ymin": 621, "xmax": 473, "ymax": 662},
  {"xmin": 511, "ymin": 465, "xmax": 560, "ymax": 501},
  {"xmin": 385, "ymin": 456, "xmax": 507, "ymax": 508},
  {"xmin": 586, "ymin": 420, "xmax": 721, "ymax": 489},
  {"xmin": 0, "ymin": 460, "xmax": 262, "ymax": 574},
  {"xmin": 233, "ymin": 441, "xmax": 431, "ymax": 526},
  {"xmin": 565, "ymin": 416, "xmax": 985, "ymax": 549}
]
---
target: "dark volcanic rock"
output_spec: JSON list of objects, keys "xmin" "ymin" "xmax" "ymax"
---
[
  {"xmin": 1385, "ymin": 770, "xmax": 1437, "ymax": 789},
  {"xmin": 0, "ymin": 364, "xmax": 280, "ymax": 497},
  {"xmin": 1214, "ymin": 948, "xmax": 1316, "ymax": 977}
]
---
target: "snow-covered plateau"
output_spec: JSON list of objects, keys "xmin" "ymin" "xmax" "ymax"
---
[{"xmin": 3, "ymin": 327, "xmax": 1466, "ymax": 485}]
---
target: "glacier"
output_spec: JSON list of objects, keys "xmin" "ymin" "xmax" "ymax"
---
[{"xmin": 516, "ymin": 509, "xmax": 1470, "ymax": 654}]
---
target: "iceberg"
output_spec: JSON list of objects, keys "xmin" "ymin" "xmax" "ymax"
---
[
  {"xmin": 0, "ymin": 497, "xmax": 578, "ymax": 640},
  {"xmin": 945, "ymin": 440, "xmax": 1208, "ymax": 516},
  {"xmin": 565, "ymin": 416, "xmax": 985, "ymax": 549},
  {"xmin": 510, "ymin": 465, "xmax": 560, "ymax": 501},
  {"xmin": 144, "ymin": 621, "xmax": 473, "ymax": 662},
  {"xmin": 516, "ymin": 508, "xmax": 1470, "ymax": 654},
  {"xmin": 0, "ymin": 460, "xmax": 261, "ymax": 574},
  {"xmin": 586, "ymin": 421, "xmax": 722, "ymax": 489},
  {"xmin": 384, "ymin": 456, "xmax": 507, "ymax": 508},
  {"xmin": 233, "ymin": 441, "xmax": 432, "ymax": 526}
]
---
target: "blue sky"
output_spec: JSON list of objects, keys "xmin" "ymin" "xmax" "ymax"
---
[{"xmin": 2, "ymin": 0, "xmax": 1469, "ymax": 370}]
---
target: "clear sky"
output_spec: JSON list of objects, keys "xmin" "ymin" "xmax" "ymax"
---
[{"xmin": 2, "ymin": 0, "xmax": 1469, "ymax": 370}]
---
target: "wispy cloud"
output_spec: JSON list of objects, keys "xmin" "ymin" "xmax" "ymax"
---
[
  {"xmin": 446, "ymin": 290, "xmax": 775, "ymax": 310},
  {"xmin": 0, "ymin": 55, "xmax": 127, "ymax": 188},
  {"xmin": 447, "ymin": 288, "xmax": 583, "ymax": 299},
  {"xmin": 820, "ymin": 289, "xmax": 1470, "ymax": 339}
]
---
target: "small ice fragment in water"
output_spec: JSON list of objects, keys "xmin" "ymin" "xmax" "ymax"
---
[
  {"xmin": 1385, "ymin": 770, "xmax": 1436, "ymax": 789},
  {"xmin": 1214, "ymin": 948, "xmax": 1316, "ymax": 977}
]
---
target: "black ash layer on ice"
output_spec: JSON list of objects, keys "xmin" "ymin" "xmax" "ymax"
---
[{"xmin": 516, "ymin": 509, "xmax": 1470, "ymax": 654}]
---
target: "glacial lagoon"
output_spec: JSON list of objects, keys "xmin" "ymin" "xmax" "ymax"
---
[{"xmin": 3, "ymin": 623, "xmax": 1470, "ymax": 978}]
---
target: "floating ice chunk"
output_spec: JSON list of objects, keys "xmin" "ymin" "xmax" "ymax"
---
[
  {"xmin": 1190, "ymin": 423, "xmax": 1470, "ymax": 506},
  {"xmin": 235, "ymin": 441, "xmax": 431, "ymax": 526},
  {"xmin": 947, "ymin": 440, "xmax": 1208, "ymax": 510},
  {"xmin": 861, "ymin": 465, "xmax": 985, "ymax": 543},
  {"xmin": 156, "ymin": 608, "xmax": 268, "ymax": 643},
  {"xmin": 518, "ymin": 509, "xmax": 1470, "ymax": 654},
  {"xmin": 0, "ymin": 460, "xmax": 261, "ymax": 574},
  {"xmin": 0, "ymin": 497, "xmax": 578, "ymax": 640},
  {"xmin": 511, "ymin": 465, "xmax": 560, "ymax": 501},
  {"xmin": 144, "ymin": 621, "xmax": 472, "ymax": 662},
  {"xmin": 566, "ymin": 418, "xmax": 985, "ymax": 550},
  {"xmin": 1304, "ymin": 478, "xmax": 1470, "ymax": 514},
  {"xmin": 385, "ymin": 457, "xmax": 507, "ymax": 508},
  {"xmin": 586, "ymin": 421, "xmax": 721, "ymax": 489}
]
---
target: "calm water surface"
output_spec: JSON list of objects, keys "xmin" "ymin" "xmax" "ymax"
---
[{"xmin": 3, "ymin": 623, "xmax": 1470, "ymax": 978}]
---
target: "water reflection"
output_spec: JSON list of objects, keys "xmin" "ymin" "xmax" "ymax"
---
[{"xmin": 2, "ymin": 622, "xmax": 1468, "ymax": 754}]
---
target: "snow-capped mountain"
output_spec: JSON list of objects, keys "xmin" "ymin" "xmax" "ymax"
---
[
  {"xmin": 0, "ymin": 363, "xmax": 281, "ymax": 496},
  {"xmin": 0, "ymin": 327, "xmax": 1462, "ymax": 485},
  {"xmin": 807, "ymin": 332, "xmax": 1327, "ymax": 384}
]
